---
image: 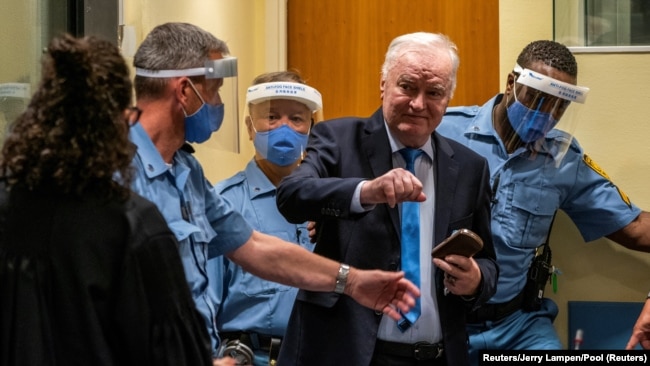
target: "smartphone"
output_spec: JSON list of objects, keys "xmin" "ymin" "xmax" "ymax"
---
[{"xmin": 431, "ymin": 228, "xmax": 483, "ymax": 259}]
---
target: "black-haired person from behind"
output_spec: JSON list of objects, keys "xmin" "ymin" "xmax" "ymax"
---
[{"xmin": 0, "ymin": 34, "xmax": 213, "ymax": 366}]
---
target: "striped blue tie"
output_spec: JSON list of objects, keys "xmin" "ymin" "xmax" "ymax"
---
[{"xmin": 397, "ymin": 148, "xmax": 423, "ymax": 331}]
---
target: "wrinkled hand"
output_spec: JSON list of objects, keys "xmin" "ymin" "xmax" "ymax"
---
[
  {"xmin": 433, "ymin": 255, "xmax": 481, "ymax": 296},
  {"xmin": 626, "ymin": 299, "xmax": 650, "ymax": 349},
  {"xmin": 213, "ymin": 356, "xmax": 237, "ymax": 366},
  {"xmin": 346, "ymin": 268, "xmax": 420, "ymax": 321},
  {"xmin": 360, "ymin": 168, "xmax": 426, "ymax": 208}
]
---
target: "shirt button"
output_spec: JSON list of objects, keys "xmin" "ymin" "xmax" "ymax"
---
[{"xmin": 147, "ymin": 164, "xmax": 154, "ymax": 172}]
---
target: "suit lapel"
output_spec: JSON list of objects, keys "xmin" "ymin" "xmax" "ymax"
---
[
  {"xmin": 360, "ymin": 108, "xmax": 401, "ymax": 237},
  {"xmin": 433, "ymin": 133, "xmax": 459, "ymax": 245},
  {"xmin": 359, "ymin": 112, "xmax": 460, "ymax": 247}
]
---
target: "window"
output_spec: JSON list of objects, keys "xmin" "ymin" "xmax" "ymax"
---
[
  {"xmin": 0, "ymin": 0, "xmax": 119, "ymax": 138},
  {"xmin": 554, "ymin": 0, "xmax": 650, "ymax": 52}
]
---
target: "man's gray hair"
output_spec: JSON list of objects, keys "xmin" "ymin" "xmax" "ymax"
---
[
  {"xmin": 381, "ymin": 32, "xmax": 460, "ymax": 97},
  {"xmin": 134, "ymin": 22, "xmax": 230, "ymax": 99}
]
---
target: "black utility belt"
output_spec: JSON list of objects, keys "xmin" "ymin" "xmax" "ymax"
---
[
  {"xmin": 375, "ymin": 339, "xmax": 444, "ymax": 361},
  {"xmin": 466, "ymin": 290, "xmax": 525, "ymax": 323}
]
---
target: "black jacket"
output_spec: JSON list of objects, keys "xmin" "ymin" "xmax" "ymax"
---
[{"xmin": 0, "ymin": 184, "xmax": 212, "ymax": 366}]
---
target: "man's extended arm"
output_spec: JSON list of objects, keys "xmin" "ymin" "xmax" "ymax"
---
[
  {"xmin": 227, "ymin": 230, "xmax": 420, "ymax": 320},
  {"xmin": 607, "ymin": 212, "xmax": 650, "ymax": 251}
]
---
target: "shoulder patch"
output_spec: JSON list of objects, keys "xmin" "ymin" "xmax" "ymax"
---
[
  {"xmin": 583, "ymin": 154, "xmax": 610, "ymax": 180},
  {"xmin": 583, "ymin": 154, "xmax": 631, "ymax": 207}
]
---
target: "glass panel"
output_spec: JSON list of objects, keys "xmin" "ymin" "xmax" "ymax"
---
[
  {"xmin": 555, "ymin": 0, "xmax": 650, "ymax": 51},
  {"xmin": 0, "ymin": 0, "xmax": 80, "ymax": 139},
  {"xmin": 0, "ymin": 1, "xmax": 38, "ymax": 137},
  {"xmin": 586, "ymin": 0, "xmax": 631, "ymax": 46}
]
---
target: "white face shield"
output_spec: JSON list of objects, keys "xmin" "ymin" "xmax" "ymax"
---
[
  {"xmin": 244, "ymin": 81, "xmax": 323, "ymax": 134},
  {"xmin": 245, "ymin": 81, "xmax": 323, "ymax": 120},
  {"xmin": 507, "ymin": 64, "xmax": 590, "ymax": 166},
  {"xmin": 244, "ymin": 82, "xmax": 323, "ymax": 166},
  {"xmin": 135, "ymin": 57, "xmax": 240, "ymax": 152}
]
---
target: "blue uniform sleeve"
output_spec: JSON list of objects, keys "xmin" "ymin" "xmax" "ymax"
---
[
  {"xmin": 206, "ymin": 183, "xmax": 254, "ymax": 259},
  {"xmin": 562, "ymin": 154, "xmax": 641, "ymax": 242}
]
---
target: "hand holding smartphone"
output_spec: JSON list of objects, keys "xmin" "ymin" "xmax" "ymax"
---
[{"xmin": 431, "ymin": 228, "xmax": 483, "ymax": 259}]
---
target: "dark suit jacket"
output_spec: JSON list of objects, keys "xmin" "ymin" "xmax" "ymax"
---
[{"xmin": 276, "ymin": 108, "xmax": 498, "ymax": 366}]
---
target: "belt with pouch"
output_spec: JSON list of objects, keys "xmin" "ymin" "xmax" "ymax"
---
[{"xmin": 375, "ymin": 339, "xmax": 444, "ymax": 360}]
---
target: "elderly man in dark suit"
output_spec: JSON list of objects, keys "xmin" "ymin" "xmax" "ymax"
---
[{"xmin": 276, "ymin": 32, "xmax": 498, "ymax": 366}]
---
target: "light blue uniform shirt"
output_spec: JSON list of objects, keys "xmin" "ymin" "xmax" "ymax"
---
[
  {"xmin": 437, "ymin": 95, "xmax": 641, "ymax": 303},
  {"xmin": 129, "ymin": 124, "xmax": 253, "ymax": 354},
  {"xmin": 207, "ymin": 159, "xmax": 314, "ymax": 365}
]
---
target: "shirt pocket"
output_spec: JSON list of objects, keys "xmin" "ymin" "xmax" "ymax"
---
[
  {"xmin": 188, "ymin": 198, "xmax": 217, "ymax": 244},
  {"xmin": 507, "ymin": 183, "xmax": 560, "ymax": 249}
]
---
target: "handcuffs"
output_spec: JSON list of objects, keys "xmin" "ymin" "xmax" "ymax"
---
[
  {"xmin": 217, "ymin": 336, "xmax": 282, "ymax": 365},
  {"xmin": 218, "ymin": 339, "xmax": 254, "ymax": 365}
]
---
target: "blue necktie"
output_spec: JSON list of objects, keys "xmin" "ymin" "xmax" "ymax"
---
[{"xmin": 397, "ymin": 148, "xmax": 423, "ymax": 331}]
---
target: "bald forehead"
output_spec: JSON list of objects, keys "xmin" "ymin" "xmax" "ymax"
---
[{"xmin": 389, "ymin": 48, "xmax": 452, "ymax": 85}]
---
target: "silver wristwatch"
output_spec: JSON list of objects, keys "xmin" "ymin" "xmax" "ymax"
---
[{"xmin": 334, "ymin": 263, "xmax": 350, "ymax": 294}]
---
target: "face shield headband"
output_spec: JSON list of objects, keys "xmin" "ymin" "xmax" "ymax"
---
[
  {"xmin": 245, "ymin": 82, "xmax": 323, "ymax": 113},
  {"xmin": 513, "ymin": 64, "xmax": 589, "ymax": 104},
  {"xmin": 134, "ymin": 57, "xmax": 238, "ymax": 79}
]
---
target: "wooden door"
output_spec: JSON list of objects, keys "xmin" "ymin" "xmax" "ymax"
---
[{"xmin": 288, "ymin": 0, "xmax": 500, "ymax": 119}]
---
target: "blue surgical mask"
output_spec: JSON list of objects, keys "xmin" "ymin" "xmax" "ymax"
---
[
  {"xmin": 184, "ymin": 80, "xmax": 224, "ymax": 143},
  {"xmin": 254, "ymin": 124, "xmax": 308, "ymax": 166},
  {"xmin": 506, "ymin": 99, "xmax": 557, "ymax": 143}
]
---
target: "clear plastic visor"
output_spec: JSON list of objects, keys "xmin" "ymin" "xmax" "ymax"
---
[
  {"xmin": 509, "ymin": 65, "xmax": 590, "ymax": 167},
  {"xmin": 244, "ymin": 82, "xmax": 323, "ymax": 132},
  {"xmin": 135, "ymin": 57, "xmax": 240, "ymax": 153},
  {"xmin": 243, "ymin": 82, "xmax": 323, "ymax": 166},
  {"xmin": 513, "ymin": 82, "xmax": 572, "ymax": 121}
]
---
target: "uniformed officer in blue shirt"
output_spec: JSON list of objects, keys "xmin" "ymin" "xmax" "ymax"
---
[
  {"xmin": 208, "ymin": 71, "xmax": 322, "ymax": 366},
  {"xmin": 437, "ymin": 40, "xmax": 650, "ymax": 365}
]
